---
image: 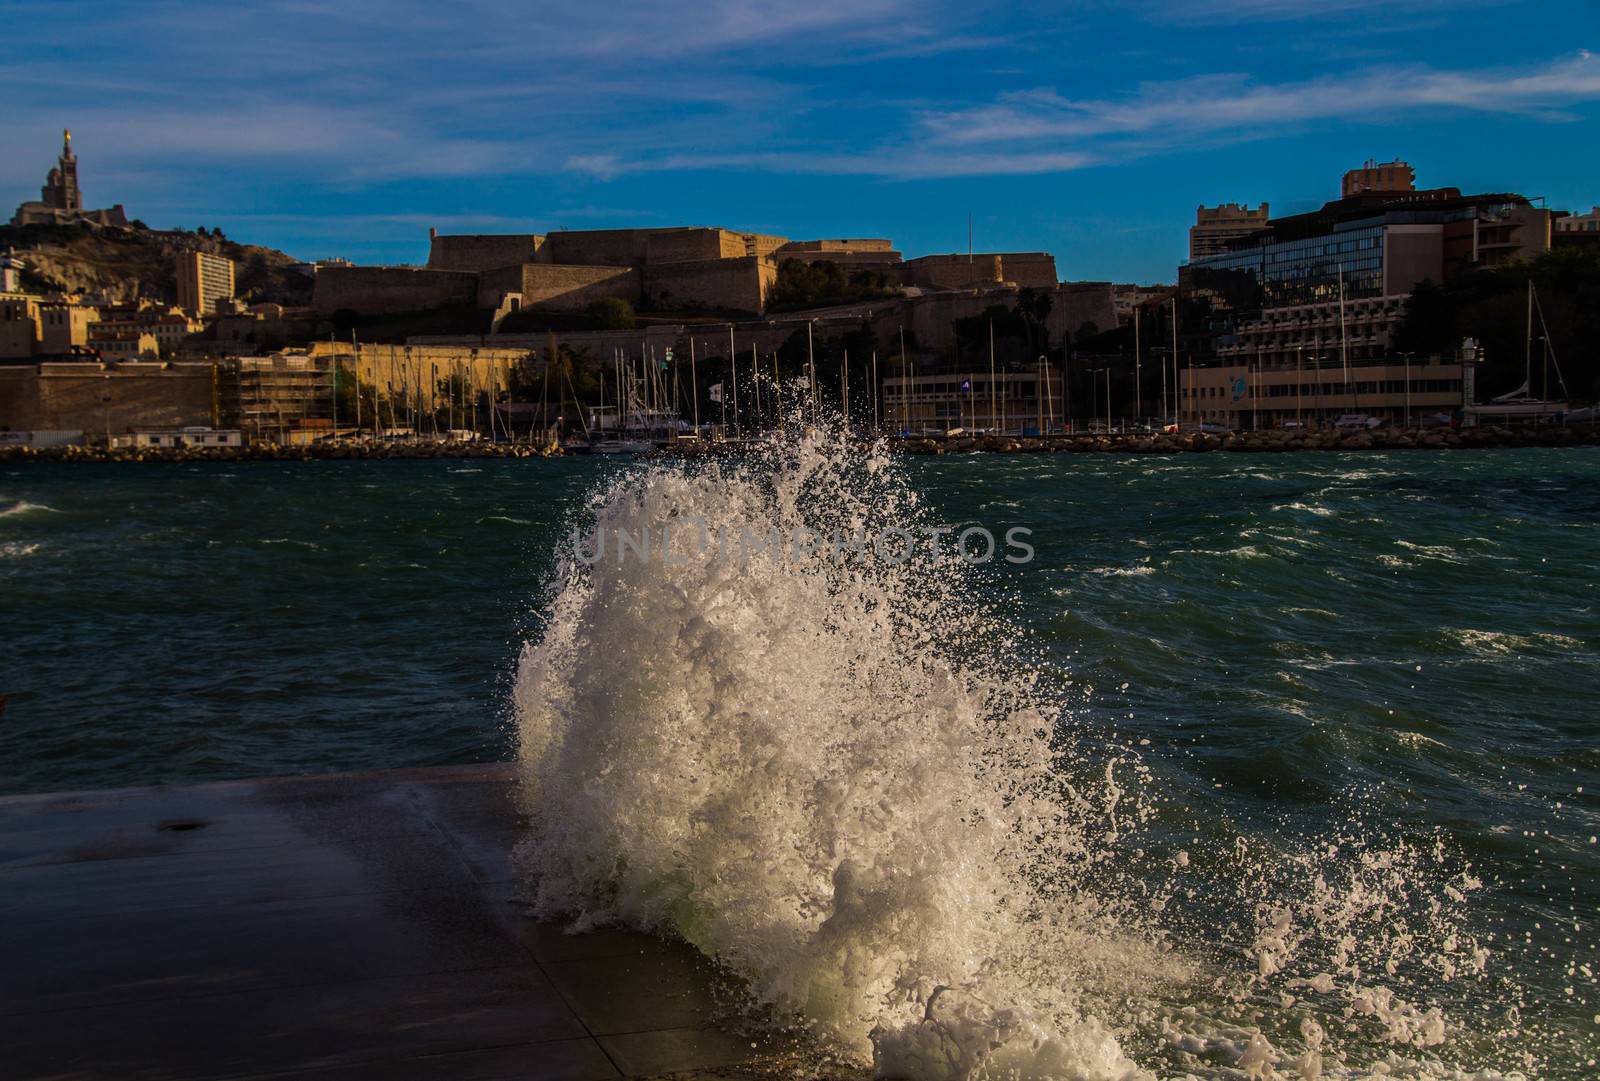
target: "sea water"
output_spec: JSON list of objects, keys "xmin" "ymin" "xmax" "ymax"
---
[{"xmin": 3, "ymin": 445, "xmax": 1597, "ymax": 1077}]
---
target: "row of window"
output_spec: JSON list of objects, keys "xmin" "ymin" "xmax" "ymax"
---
[{"xmin": 1191, "ymin": 378, "xmax": 1462, "ymax": 400}]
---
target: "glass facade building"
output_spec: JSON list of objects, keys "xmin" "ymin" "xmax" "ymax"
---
[{"xmin": 1187, "ymin": 219, "xmax": 1386, "ymax": 308}]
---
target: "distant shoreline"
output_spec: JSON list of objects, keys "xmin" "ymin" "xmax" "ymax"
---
[{"xmin": 4, "ymin": 424, "xmax": 1597, "ymax": 464}]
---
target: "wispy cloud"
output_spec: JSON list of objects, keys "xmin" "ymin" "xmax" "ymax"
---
[
  {"xmin": 558, "ymin": 52, "xmax": 1600, "ymax": 180},
  {"xmin": 921, "ymin": 52, "xmax": 1600, "ymax": 148}
]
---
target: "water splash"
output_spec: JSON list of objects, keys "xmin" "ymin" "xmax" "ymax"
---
[{"xmin": 510, "ymin": 424, "xmax": 1562, "ymax": 1079}]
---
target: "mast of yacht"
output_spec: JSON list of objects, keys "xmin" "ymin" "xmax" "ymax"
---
[
  {"xmin": 1132, "ymin": 306, "xmax": 1141, "ymax": 426},
  {"xmin": 871, "ymin": 351, "xmax": 879, "ymax": 431},
  {"xmin": 806, "ymin": 321, "xmax": 817, "ymax": 424},
  {"xmin": 1339, "ymin": 264, "xmax": 1353, "ymax": 413},
  {"xmin": 988, "ymin": 318, "xmax": 997, "ymax": 433},
  {"xmin": 1170, "ymin": 296, "xmax": 1179, "ymax": 430},
  {"xmin": 728, "ymin": 325, "xmax": 739, "ymax": 436}
]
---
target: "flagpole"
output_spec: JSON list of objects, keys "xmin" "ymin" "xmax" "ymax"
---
[{"xmin": 729, "ymin": 324, "xmax": 739, "ymax": 436}]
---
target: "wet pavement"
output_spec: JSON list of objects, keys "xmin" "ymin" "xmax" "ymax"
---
[{"xmin": 0, "ymin": 764, "xmax": 780, "ymax": 1080}]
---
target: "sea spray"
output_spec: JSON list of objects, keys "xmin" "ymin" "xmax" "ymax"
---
[
  {"xmin": 513, "ymin": 425, "xmax": 1173, "ymax": 1078},
  {"xmin": 511, "ymin": 424, "xmax": 1549, "ymax": 1079}
]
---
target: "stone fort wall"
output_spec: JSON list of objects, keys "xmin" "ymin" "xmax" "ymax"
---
[
  {"xmin": 313, "ymin": 267, "xmax": 479, "ymax": 315},
  {"xmin": 643, "ymin": 256, "xmax": 774, "ymax": 314},
  {"xmin": 427, "ymin": 234, "xmax": 547, "ymax": 273},
  {"xmin": 513, "ymin": 265, "xmax": 641, "ymax": 311}
]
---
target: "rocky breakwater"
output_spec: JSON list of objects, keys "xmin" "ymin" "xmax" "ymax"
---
[
  {"xmin": 895, "ymin": 423, "xmax": 1600, "ymax": 455},
  {"xmin": 0, "ymin": 441, "xmax": 564, "ymax": 465}
]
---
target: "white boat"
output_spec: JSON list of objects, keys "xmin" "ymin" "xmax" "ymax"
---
[{"xmin": 590, "ymin": 438, "xmax": 652, "ymax": 455}]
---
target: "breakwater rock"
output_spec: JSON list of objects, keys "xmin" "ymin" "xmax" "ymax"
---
[
  {"xmin": 0, "ymin": 441, "xmax": 563, "ymax": 465},
  {"xmin": 888, "ymin": 423, "xmax": 1600, "ymax": 455}
]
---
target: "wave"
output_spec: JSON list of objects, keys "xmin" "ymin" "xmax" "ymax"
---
[
  {"xmin": 511, "ymin": 423, "xmax": 1535, "ymax": 1079},
  {"xmin": 0, "ymin": 541, "xmax": 40, "ymax": 559},
  {"xmin": 1089, "ymin": 564, "xmax": 1155, "ymax": 578},
  {"xmin": 1270, "ymin": 501, "xmax": 1334, "ymax": 517},
  {"xmin": 0, "ymin": 500, "xmax": 57, "ymax": 517}
]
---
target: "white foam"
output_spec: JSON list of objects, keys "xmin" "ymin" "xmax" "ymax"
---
[
  {"xmin": 0, "ymin": 500, "xmax": 56, "ymax": 518},
  {"xmin": 510, "ymin": 422, "xmax": 1536, "ymax": 1079}
]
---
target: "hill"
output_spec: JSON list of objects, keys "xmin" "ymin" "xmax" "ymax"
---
[{"xmin": 0, "ymin": 220, "xmax": 313, "ymax": 308}]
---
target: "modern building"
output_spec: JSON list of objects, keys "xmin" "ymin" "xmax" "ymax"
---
[
  {"xmin": 1180, "ymin": 358, "xmax": 1464, "ymax": 429},
  {"xmin": 1184, "ymin": 183, "xmax": 1552, "ymax": 373},
  {"xmin": 177, "ymin": 252, "xmax": 236, "ymax": 315},
  {"xmin": 881, "ymin": 369, "xmax": 1066, "ymax": 434},
  {"xmin": 1190, "ymin": 203, "xmax": 1269, "ymax": 260},
  {"xmin": 1341, "ymin": 159, "xmax": 1416, "ymax": 197},
  {"xmin": 11, "ymin": 131, "xmax": 129, "ymax": 228}
]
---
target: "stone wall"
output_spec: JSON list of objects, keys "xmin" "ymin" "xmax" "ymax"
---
[
  {"xmin": 646, "ymin": 229, "xmax": 728, "ymax": 265},
  {"xmin": 901, "ymin": 255, "xmax": 1004, "ymax": 290},
  {"xmin": 780, "ymin": 238, "xmax": 896, "ymax": 253},
  {"xmin": 0, "ymin": 362, "xmax": 215, "ymax": 432},
  {"xmin": 543, "ymin": 229, "xmax": 662, "ymax": 268},
  {"xmin": 775, "ymin": 239, "xmax": 902, "ymax": 268},
  {"xmin": 312, "ymin": 267, "xmax": 479, "ymax": 315},
  {"xmin": 427, "ymin": 234, "xmax": 547, "ymax": 273},
  {"xmin": 543, "ymin": 227, "xmax": 791, "ymax": 268},
  {"xmin": 516, "ymin": 264, "xmax": 641, "ymax": 311},
  {"xmin": 642, "ymin": 256, "xmax": 774, "ymax": 314},
  {"xmin": 993, "ymin": 253, "xmax": 1058, "ymax": 288},
  {"xmin": 900, "ymin": 253, "xmax": 1058, "ymax": 291}
]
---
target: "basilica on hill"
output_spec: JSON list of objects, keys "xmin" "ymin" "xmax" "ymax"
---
[{"xmin": 11, "ymin": 130, "xmax": 129, "ymax": 228}]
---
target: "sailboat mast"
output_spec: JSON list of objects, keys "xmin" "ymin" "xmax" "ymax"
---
[
  {"xmin": 806, "ymin": 321, "xmax": 817, "ymax": 424},
  {"xmin": 871, "ymin": 351, "xmax": 878, "ymax": 431},
  {"xmin": 842, "ymin": 349, "xmax": 850, "ymax": 422},
  {"xmin": 690, "ymin": 339, "xmax": 699, "ymax": 434},
  {"xmin": 1132, "ymin": 307, "xmax": 1140, "ymax": 425},
  {"xmin": 1170, "ymin": 296, "xmax": 1179, "ymax": 430},
  {"xmin": 728, "ymin": 325, "xmax": 738, "ymax": 436},
  {"xmin": 988, "ymin": 318, "xmax": 997, "ymax": 432},
  {"xmin": 1525, "ymin": 279, "xmax": 1534, "ymax": 395},
  {"xmin": 1338, "ymin": 264, "xmax": 1351, "ymax": 411}
]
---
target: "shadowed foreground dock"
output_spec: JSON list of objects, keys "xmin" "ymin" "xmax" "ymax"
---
[{"xmin": 0, "ymin": 764, "xmax": 820, "ymax": 1081}]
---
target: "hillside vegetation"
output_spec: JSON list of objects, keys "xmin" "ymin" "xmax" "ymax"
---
[{"xmin": 0, "ymin": 221, "xmax": 312, "ymax": 308}]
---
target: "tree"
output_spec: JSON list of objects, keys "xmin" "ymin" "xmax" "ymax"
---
[
  {"xmin": 588, "ymin": 297, "xmax": 636, "ymax": 330},
  {"xmin": 1391, "ymin": 247, "xmax": 1600, "ymax": 400},
  {"xmin": 766, "ymin": 258, "xmax": 898, "ymax": 312}
]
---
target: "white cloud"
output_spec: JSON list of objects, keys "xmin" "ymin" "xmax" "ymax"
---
[{"xmin": 918, "ymin": 53, "xmax": 1600, "ymax": 150}]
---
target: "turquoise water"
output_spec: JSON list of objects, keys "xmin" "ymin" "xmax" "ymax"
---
[{"xmin": 3, "ymin": 450, "xmax": 1598, "ymax": 1072}]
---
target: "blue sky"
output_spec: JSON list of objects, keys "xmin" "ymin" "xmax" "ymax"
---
[{"xmin": 3, "ymin": 0, "xmax": 1597, "ymax": 283}]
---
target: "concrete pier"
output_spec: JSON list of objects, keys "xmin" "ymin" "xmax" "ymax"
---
[{"xmin": 0, "ymin": 764, "xmax": 802, "ymax": 1080}]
